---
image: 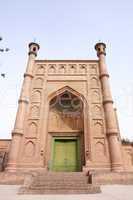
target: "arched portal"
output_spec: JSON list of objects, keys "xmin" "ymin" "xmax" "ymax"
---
[{"xmin": 46, "ymin": 87, "xmax": 88, "ymax": 172}]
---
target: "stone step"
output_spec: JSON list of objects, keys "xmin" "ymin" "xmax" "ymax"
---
[
  {"xmin": 30, "ymin": 183, "xmax": 90, "ymax": 188},
  {"xmin": 32, "ymin": 179, "xmax": 88, "ymax": 185},
  {"xmin": 32, "ymin": 177, "xmax": 88, "ymax": 182},
  {"xmin": 32, "ymin": 181, "xmax": 88, "ymax": 186},
  {"xmin": 37, "ymin": 172, "xmax": 84, "ymax": 175},
  {"xmin": 38, "ymin": 174, "xmax": 86, "ymax": 176},
  {"xmin": 19, "ymin": 185, "xmax": 101, "ymax": 194},
  {"xmin": 38, "ymin": 175, "xmax": 85, "ymax": 177},
  {"xmin": 34, "ymin": 177, "xmax": 88, "ymax": 179},
  {"xmin": 29, "ymin": 185, "xmax": 88, "ymax": 190},
  {"xmin": 33, "ymin": 178, "xmax": 88, "ymax": 182},
  {"xmin": 34, "ymin": 173, "xmax": 88, "ymax": 180},
  {"xmin": 18, "ymin": 172, "xmax": 101, "ymax": 194}
]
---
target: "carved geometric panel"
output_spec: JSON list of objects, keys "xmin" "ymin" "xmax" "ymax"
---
[
  {"xmin": 92, "ymin": 90, "xmax": 100, "ymax": 103},
  {"xmin": 59, "ymin": 65, "xmax": 66, "ymax": 74},
  {"xmin": 36, "ymin": 66, "xmax": 45, "ymax": 75},
  {"xmin": 79, "ymin": 64, "xmax": 87, "ymax": 74},
  {"xmin": 34, "ymin": 78, "xmax": 43, "ymax": 88},
  {"xmin": 30, "ymin": 105, "xmax": 40, "ymax": 118},
  {"xmin": 94, "ymin": 122, "xmax": 103, "ymax": 135},
  {"xmin": 31, "ymin": 90, "xmax": 41, "ymax": 102},
  {"xmin": 95, "ymin": 141, "xmax": 105, "ymax": 161},
  {"xmin": 69, "ymin": 65, "xmax": 76, "ymax": 74},
  {"xmin": 46, "ymin": 63, "xmax": 92, "ymax": 75},
  {"xmin": 91, "ymin": 77, "xmax": 99, "ymax": 88},
  {"xmin": 48, "ymin": 65, "xmax": 56, "ymax": 74},
  {"xmin": 25, "ymin": 141, "xmax": 35, "ymax": 157},
  {"xmin": 90, "ymin": 65, "xmax": 97, "ymax": 74},
  {"xmin": 48, "ymin": 108, "xmax": 83, "ymax": 131},
  {"xmin": 28, "ymin": 122, "xmax": 37, "ymax": 137},
  {"xmin": 93, "ymin": 105, "xmax": 102, "ymax": 117}
]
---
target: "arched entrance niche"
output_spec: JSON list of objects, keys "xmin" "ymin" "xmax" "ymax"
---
[{"xmin": 46, "ymin": 86, "xmax": 89, "ymax": 172}]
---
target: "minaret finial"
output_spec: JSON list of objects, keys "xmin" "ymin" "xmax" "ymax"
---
[
  {"xmin": 28, "ymin": 42, "xmax": 40, "ymax": 57},
  {"xmin": 95, "ymin": 42, "xmax": 106, "ymax": 57}
]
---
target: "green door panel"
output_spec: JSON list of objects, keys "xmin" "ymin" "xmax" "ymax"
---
[{"xmin": 52, "ymin": 138, "xmax": 80, "ymax": 172}]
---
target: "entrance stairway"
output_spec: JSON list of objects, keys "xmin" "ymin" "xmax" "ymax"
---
[{"xmin": 19, "ymin": 172, "xmax": 101, "ymax": 194}]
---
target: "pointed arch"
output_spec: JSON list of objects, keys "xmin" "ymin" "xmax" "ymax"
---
[
  {"xmin": 70, "ymin": 65, "xmax": 76, "ymax": 73},
  {"xmin": 28, "ymin": 122, "xmax": 37, "ymax": 136},
  {"xmin": 25, "ymin": 141, "xmax": 35, "ymax": 157},
  {"xmin": 34, "ymin": 77, "xmax": 43, "ymax": 88},
  {"xmin": 44, "ymin": 85, "xmax": 91, "ymax": 169},
  {"xmin": 93, "ymin": 105, "xmax": 102, "ymax": 116},
  {"xmin": 48, "ymin": 65, "xmax": 56, "ymax": 73},
  {"xmin": 36, "ymin": 65, "xmax": 45, "ymax": 74},
  {"xmin": 79, "ymin": 64, "xmax": 87, "ymax": 74},
  {"xmin": 91, "ymin": 77, "xmax": 99, "ymax": 87},
  {"xmin": 94, "ymin": 122, "xmax": 103, "ymax": 135},
  {"xmin": 59, "ymin": 65, "xmax": 66, "ymax": 73},
  {"xmin": 48, "ymin": 86, "xmax": 87, "ymax": 104},
  {"xmin": 95, "ymin": 141, "xmax": 105, "ymax": 161}
]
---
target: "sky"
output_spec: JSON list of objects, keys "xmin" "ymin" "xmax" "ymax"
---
[{"xmin": 0, "ymin": 0, "xmax": 133, "ymax": 139}]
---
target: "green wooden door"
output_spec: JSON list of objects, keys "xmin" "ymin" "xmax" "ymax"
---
[{"xmin": 52, "ymin": 139, "xmax": 79, "ymax": 172}]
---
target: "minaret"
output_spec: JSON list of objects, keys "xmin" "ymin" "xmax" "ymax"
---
[
  {"xmin": 95, "ymin": 42, "xmax": 123, "ymax": 171},
  {"xmin": 7, "ymin": 42, "xmax": 40, "ymax": 171}
]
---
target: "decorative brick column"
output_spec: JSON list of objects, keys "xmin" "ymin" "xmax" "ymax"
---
[
  {"xmin": 7, "ymin": 42, "xmax": 40, "ymax": 171},
  {"xmin": 95, "ymin": 42, "xmax": 123, "ymax": 171}
]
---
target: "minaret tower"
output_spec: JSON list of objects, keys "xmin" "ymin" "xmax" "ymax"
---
[
  {"xmin": 95, "ymin": 42, "xmax": 123, "ymax": 171},
  {"xmin": 7, "ymin": 42, "xmax": 40, "ymax": 171}
]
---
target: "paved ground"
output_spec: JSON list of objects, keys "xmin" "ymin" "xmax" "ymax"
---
[{"xmin": 0, "ymin": 185, "xmax": 133, "ymax": 200}]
